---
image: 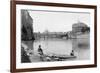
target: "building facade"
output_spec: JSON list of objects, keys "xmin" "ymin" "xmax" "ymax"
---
[{"xmin": 72, "ymin": 22, "xmax": 90, "ymax": 35}]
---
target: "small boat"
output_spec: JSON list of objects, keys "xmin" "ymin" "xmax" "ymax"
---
[{"xmin": 42, "ymin": 53, "xmax": 76, "ymax": 61}]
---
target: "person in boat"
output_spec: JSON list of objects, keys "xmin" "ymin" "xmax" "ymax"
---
[
  {"xmin": 38, "ymin": 45, "xmax": 44, "ymax": 61},
  {"xmin": 70, "ymin": 50, "xmax": 74, "ymax": 56}
]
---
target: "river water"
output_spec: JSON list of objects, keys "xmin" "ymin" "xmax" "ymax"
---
[{"xmin": 33, "ymin": 38, "xmax": 90, "ymax": 60}]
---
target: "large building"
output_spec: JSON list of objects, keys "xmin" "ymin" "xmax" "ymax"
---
[
  {"xmin": 72, "ymin": 21, "xmax": 90, "ymax": 35},
  {"xmin": 21, "ymin": 10, "xmax": 35, "ymax": 41}
]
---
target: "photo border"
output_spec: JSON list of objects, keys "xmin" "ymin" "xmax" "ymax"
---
[{"xmin": 10, "ymin": 1, "xmax": 97, "ymax": 72}]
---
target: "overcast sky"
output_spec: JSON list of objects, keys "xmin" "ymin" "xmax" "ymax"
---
[{"xmin": 29, "ymin": 10, "xmax": 90, "ymax": 33}]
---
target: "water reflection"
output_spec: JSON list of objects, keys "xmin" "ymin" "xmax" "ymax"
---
[
  {"xmin": 21, "ymin": 37, "xmax": 90, "ymax": 62},
  {"xmin": 34, "ymin": 38, "xmax": 72, "ymax": 56},
  {"xmin": 72, "ymin": 38, "xmax": 90, "ymax": 60},
  {"xmin": 33, "ymin": 38, "xmax": 90, "ymax": 60}
]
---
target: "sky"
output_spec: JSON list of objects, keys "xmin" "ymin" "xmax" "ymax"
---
[{"xmin": 28, "ymin": 10, "xmax": 90, "ymax": 33}]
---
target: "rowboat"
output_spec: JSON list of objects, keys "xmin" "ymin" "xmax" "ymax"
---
[{"xmin": 41, "ymin": 53, "xmax": 76, "ymax": 61}]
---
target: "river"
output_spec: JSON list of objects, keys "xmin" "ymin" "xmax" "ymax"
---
[{"xmin": 33, "ymin": 38, "xmax": 90, "ymax": 60}]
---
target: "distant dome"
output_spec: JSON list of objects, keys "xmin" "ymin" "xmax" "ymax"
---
[{"xmin": 72, "ymin": 22, "xmax": 87, "ymax": 28}]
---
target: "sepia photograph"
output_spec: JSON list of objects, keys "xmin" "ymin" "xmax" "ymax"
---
[{"xmin": 21, "ymin": 9, "xmax": 90, "ymax": 63}]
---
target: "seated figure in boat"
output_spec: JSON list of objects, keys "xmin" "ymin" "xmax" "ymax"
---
[
  {"xmin": 38, "ymin": 45, "xmax": 44, "ymax": 61},
  {"xmin": 70, "ymin": 50, "xmax": 74, "ymax": 56}
]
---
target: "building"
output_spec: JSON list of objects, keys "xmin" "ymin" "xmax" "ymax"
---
[
  {"xmin": 72, "ymin": 21, "xmax": 90, "ymax": 35},
  {"xmin": 34, "ymin": 32, "xmax": 67, "ymax": 40}
]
